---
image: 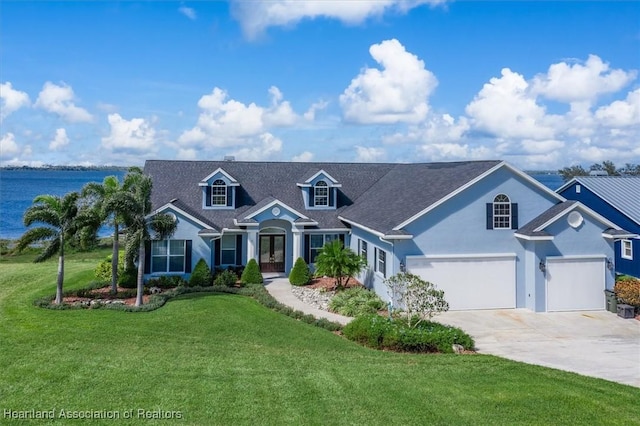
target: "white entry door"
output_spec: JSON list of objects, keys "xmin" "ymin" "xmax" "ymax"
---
[{"xmin": 546, "ymin": 257, "xmax": 605, "ymax": 312}]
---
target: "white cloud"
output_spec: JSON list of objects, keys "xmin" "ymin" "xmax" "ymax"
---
[
  {"xmin": 177, "ymin": 148, "xmax": 197, "ymax": 160},
  {"xmin": 101, "ymin": 113, "xmax": 156, "ymax": 153},
  {"xmin": 355, "ymin": 146, "xmax": 386, "ymax": 162},
  {"xmin": 229, "ymin": 133, "xmax": 283, "ymax": 161},
  {"xmin": 340, "ymin": 39, "xmax": 437, "ymax": 124},
  {"xmin": 532, "ymin": 55, "xmax": 637, "ymax": 104},
  {"xmin": 292, "ymin": 151, "xmax": 314, "ymax": 162},
  {"xmin": 231, "ymin": 0, "xmax": 445, "ymax": 40},
  {"xmin": 0, "ymin": 133, "xmax": 20, "ymax": 159},
  {"xmin": 520, "ymin": 139, "xmax": 565, "ymax": 155},
  {"xmin": 35, "ymin": 82, "xmax": 92, "ymax": 122},
  {"xmin": 384, "ymin": 113, "xmax": 470, "ymax": 145},
  {"xmin": 49, "ymin": 128, "xmax": 70, "ymax": 150},
  {"xmin": 179, "ymin": 86, "xmax": 299, "ymax": 148},
  {"xmin": 595, "ymin": 88, "xmax": 640, "ymax": 127},
  {"xmin": 417, "ymin": 142, "xmax": 492, "ymax": 162},
  {"xmin": 0, "ymin": 82, "xmax": 30, "ymax": 119},
  {"xmin": 178, "ymin": 5, "xmax": 197, "ymax": 20},
  {"xmin": 465, "ymin": 68, "xmax": 558, "ymax": 140},
  {"xmin": 303, "ymin": 100, "xmax": 329, "ymax": 121}
]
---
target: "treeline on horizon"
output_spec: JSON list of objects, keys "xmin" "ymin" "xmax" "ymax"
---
[
  {"xmin": 0, "ymin": 165, "xmax": 130, "ymax": 171},
  {"xmin": 558, "ymin": 161, "xmax": 640, "ymax": 182}
]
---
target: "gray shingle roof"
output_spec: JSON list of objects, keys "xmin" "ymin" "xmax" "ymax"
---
[
  {"xmin": 517, "ymin": 201, "xmax": 577, "ymax": 236},
  {"xmin": 144, "ymin": 160, "xmax": 501, "ymax": 234},
  {"xmin": 573, "ymin": 176, "xmax": 640, "ymax": 225}
]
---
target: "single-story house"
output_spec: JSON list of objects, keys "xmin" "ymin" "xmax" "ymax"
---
[
  {"xmin": 144, "ymin": 160, "xmax": 632, "ymax": 312},
  {"xmin": 557, "ymin": 176, "xmax": 640, "ymax": 278}
]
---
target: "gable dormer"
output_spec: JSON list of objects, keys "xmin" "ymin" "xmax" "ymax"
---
[
  {"xmin": 297, "ymin": 169, "xmax": 342, "ymax": 210},
  {"xmin": 199, "ymin": 168, "xmax": 240, "ymax": 209}
]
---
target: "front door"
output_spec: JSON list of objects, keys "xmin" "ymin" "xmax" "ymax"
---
[{"xmin": 259, "ymin": 235, "xmax": 285, "ymax": 272}]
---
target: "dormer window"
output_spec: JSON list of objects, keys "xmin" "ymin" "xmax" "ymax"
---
[
  {"xmin": 211, "ymin": 179, "xmax": 227, "ymax": 206},
  {"xmin": 314, "ymin": 181, "xmax": 328, "ymax": 206}
]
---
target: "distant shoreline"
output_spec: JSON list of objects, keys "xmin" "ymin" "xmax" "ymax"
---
[{"xmin": 0, "ymin": 165, "xmax": 131, "ymax": 172}]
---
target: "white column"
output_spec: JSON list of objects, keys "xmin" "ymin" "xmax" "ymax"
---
[
  {"xmin": 292, "ymin": 228, "xmax": 302, "ymax": 267},
  {"xmin": 247, "ymin": 230, "xmax": 258, "ymax": 262}
]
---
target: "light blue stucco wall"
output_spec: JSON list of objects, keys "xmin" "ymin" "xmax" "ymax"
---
[
  {"xmin": 350, "ymin": 227, "xmax": 394, "ymax": 302},
  {"xmin": 393, "ymin": 167, "xmax": 559, "ymax": 308}
]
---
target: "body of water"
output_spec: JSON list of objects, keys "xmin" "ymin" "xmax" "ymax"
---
[
  {"xmin": 0, "ymin": 169, "xmax": 126, "ymax": 240},
  {"xmin": 0, "ymin": 168, "xmax": 565, "ymax": 241}
]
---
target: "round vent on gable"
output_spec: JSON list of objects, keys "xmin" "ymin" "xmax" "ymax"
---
[
  {"xmin": 167, "ymin": 212, "xmax": 177, "ymax": 222},
  {"xmin": 567, "ymin": 211, "xmax": 583, "ymax": 228}
]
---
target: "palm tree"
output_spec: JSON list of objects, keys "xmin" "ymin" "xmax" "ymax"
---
[
  {"xmin": 82, "ymin": 175, "xmax": 130, "ymax": 293},
  {"xmin": 121, "ymin": 168, "xmax": 177, "ymax": 306},
  {"xmin": 314, "ymin": 239, "xmax": 366, "ymax": 290},
  {"xmin": 15, "ymin": 192, "xmax": 81, "ymax": 304}
]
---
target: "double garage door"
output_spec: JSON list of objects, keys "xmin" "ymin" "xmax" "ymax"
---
[
  {"xmin": 406, "ymin": 254, "xmax": 516, "ymax": 311},
  {"xmin": 407, "ymin": 254, "xmax": 605, "ymax": 311}
]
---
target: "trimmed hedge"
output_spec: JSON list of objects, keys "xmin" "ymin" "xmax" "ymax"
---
[
  {"xmin": 289, "ymin": 257, "xmax": 311, "ymax": 286},
  {"xmin": 190, "ymin": 258, "xmax": 212, "ymax": 287},
  {"xmin": 241, "ymin": 259, "xmax": 263, "ymax": 285},
  {"xmin": 343, "ymin": 314, "xmax": 474, "ymax": 354},
  {"xmin": 329, "ymin": 286, "xmax": 385, "ymax": 317},
  {"xmin": 615, "ymin": 277, "xmax": 640, "ymax": 307},
  {"xmin": 214, "ymin": 270, "xmax": 239, "ymax": 287}
]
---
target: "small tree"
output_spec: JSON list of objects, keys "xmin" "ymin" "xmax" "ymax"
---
[
  {"xmin": 314, "ymin": 240, "xmax": 366, "ymax": 290},
  {"xmin": 241, "ymin": 259, "xmax": 263, "ymax": 285},
  {"xmin": 385, "ymin": 272, "xmax": 449, "ymax": 328},
  {"xmin": 289, "ymin": 257, "xmax": 311, "ymax": 286},
  {"xmin": 189, "ymin": 258, "xmax": 212, "ymax": 287}
]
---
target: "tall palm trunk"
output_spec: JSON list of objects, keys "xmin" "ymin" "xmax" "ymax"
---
[
  {"xmin": 111, "ymin": 223, "xmax": 119, "ymax": 294},
  {"xmin": 135, "ymin": 242, "xmax": 145, "ymax": 307},
  {"xmin": 56, "ymin": 235, "xmax": 64, "ymax": 304}
]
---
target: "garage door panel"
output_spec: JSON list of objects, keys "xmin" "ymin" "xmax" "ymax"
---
[
  {"xmin": 407, "ymin": 256, "xmax": 516, "ymax": 310},
  {"xmin": 546, "ymin": 258, "xmax": 605, "ymax": 312}
]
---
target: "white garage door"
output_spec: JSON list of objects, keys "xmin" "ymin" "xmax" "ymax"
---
[
  {"xmin": 546, "ymin": 257, "xmax": 605, "ymax": 312},
  {"xmin": 406, "ymin": 254, "xmax": 516, "ymax": 310}
]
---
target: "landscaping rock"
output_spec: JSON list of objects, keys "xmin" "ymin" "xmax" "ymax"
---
[{"xmin": 291, "ymin": 286, "xmax": 335, "ymax": 311}]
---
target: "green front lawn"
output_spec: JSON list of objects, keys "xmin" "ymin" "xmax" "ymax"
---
[{"xmin": 1, "ymin": 248, "xmax": 639, "ymax": 425}]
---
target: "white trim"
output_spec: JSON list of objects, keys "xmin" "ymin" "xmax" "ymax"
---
[
  {"xmin": 199, "ymin": 168, "xmax": 240, "ymax": 186},
  {"xmin": 407, "ymin": 253, "xmax": 517, "ymax": 261},
  {"xmin": 304, "ymin": 228, "xmax": 350, "ymax": 233},
  {"xmin": 546, "ymin": 255, "xmax": 606, "ymax": 261},
  {"xmin": 148, "ymin": 203, "xmax": 212, "ymax": 230},
  {"xmin": 621, "ymin": 239, "xmax": 633, "ymax": 260},
  {"xmin": 534, "ymin": 201, "xmax": 623, "ymax": 232},
  {"xmin": 303, "ymin": 169, "xmax": 341, "ymax": 185},
  {"xmin": 514, "ymin": 233, "xmax": 554, "ymax": 241},
  {"xmin": 601, "ymin": 232, "xmax": 638, "ymax": 240},
  {"xmin": 338, "ymin": 216, "xmax": 385, "ymax": 238},
  {"xmin": 393, "ymin": 161, "xmax": 565, "ymax": 231},
  {"xmin": 382, "ymin": 234, "xmax": 414, "ymax": 240},
  {"xmin": 233, "ymin": 219, "xmax": 259, "ymax": 227},
  {"xmin": 244, "ymin": 199, "xmax": 311, "ymax": 221}
]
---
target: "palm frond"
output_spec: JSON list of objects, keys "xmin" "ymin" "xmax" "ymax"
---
[
  {"xmin": 14, "ymin": 227, "xmax": 58, "ymax": 252},
  {"xmin": 34, "ymin": 238, "xmax": 61, "ymax": 263}
]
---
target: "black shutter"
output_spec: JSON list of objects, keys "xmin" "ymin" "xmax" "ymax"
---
[
  {"xmin": 486, "ymin": 203, "xmax": 493, "ymax": 230},
  {"xmin": 511, "ymin": 203, "xmax": 519, "ymax": 229},
  {"xmin": 339, "ymin": 234, "xmax": 345, "ymax": 246},
  {"xmin": 184, "ymin": 240, "xmax": 192, "ymax": 273},
  {"xmin": 144, "ymin": 241, "xmax": 151, "ymax": 274},
  {"xmin": 235, "ymin": 235, "xmax": 242, "ymax": 266},
  {"xmin": 227, "ymin": 187, "xmax": 233, "ymax": 207},
  {"xmin": 205, "ymin": 186, "xmax": 212, "ymax": 207},
  {"xmin": 329, "ymin": 188, "xmax": 335, "ymax": 207},
  {"xmin": 214, "ymin": 239, "xmax": 221, "ymax": 268},
  {"xmin": 303, "ymin": 234, "xmax": 310, "ymax": 263},
  {"xmin": 309, "ymin": 187, "xmax": 314, "ymax": 207}
]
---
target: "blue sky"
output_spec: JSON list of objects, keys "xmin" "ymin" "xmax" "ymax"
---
[{"xmin": 1, "ymin": 1, "xmax": 639, "ymax": 170}]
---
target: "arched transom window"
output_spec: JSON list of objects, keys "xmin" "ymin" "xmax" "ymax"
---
[
  {"xmin": 493, "ymin": 194, "xmax": 511, "ymax": 229},
  {"xmin": 211, "ymin": 179, "xmax": 227, "ymax": 206},
  {"xmin": 314, "ymin": 181, "xmax": 328, "ymax": 206}
]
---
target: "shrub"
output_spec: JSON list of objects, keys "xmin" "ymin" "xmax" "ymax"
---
[
  {"xmin": 189, "ymin": 258, "xmax": 212, "ymax": 287},
  {"xmin": 615, "ymin": 277, "xmax": 640, "ymax": 307},
  {"xmin": 214, "ymin": 269, "xmax": 239, "ymax": 287},
  {"xmin": 146, "ymin": 275, "xmax": 187, "ymax": 289},
  {"xmin": 118, "ymin": 267, "xmax": 137, "ymax": 288},
  {"xmin": 95, "ymin": 252, "xmax": 125, "ymax": 282},
  {"xmin": 385, "ymin": 272, "xmax": 449, "ymax": 328},
  {"xmin": 241, "ymin": 259, "xmax": 263, "ymax": 285},
  {"xmin": 289, "ymin": 257, "xmax": 311, "ymax": 286},
  {"xmin": 343, "ymin": 314, "xmax": 474, "ymax": 353},
  {"xmin": 329, "ymin": 286, "xmax": 385, "ymax": 317},
  {"xmin": 314, "ymin": 240, "xmax": 366, "ymax": 289}
]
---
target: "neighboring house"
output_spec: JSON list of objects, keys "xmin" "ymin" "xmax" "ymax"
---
[
  {"xmin": 558, "ymin": 177, "xmax": 640, "ymax": 278},
  {"xmin": 144, "ymin": 160, "xmax": 630, "ymax": 312}
]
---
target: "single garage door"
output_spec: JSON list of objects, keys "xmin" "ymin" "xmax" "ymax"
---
[
  {"xmin": 406, "ymin": 254, "xmax": 516, "ymax": 310},
  {"xmin": 546, "ymin": 257, "xmax": 605, "ymax": 312}
]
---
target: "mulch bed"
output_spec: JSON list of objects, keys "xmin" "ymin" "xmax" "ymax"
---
[{"xmin": 306, "ymin": 276, "xmax": 363, "ymax": 290}]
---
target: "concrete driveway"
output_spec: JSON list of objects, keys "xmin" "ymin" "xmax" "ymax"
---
[{"xmin": 437, "ymin": 309, "xmax": 640, "ymax": 387}]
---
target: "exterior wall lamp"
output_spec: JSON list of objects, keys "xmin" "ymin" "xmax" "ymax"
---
[
  {"xmin": 606, "ymin": 258, "xmax": 614, "ymax": 270},
  {"xmin": 399, "ymin": 260, "xmax": 406, "ymax": 272},
  {"xmin": 538, "ymin": 260, "xmax": 546, "ymax": 273}
]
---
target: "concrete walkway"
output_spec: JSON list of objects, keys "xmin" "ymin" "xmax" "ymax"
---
[
  {"xmin": 264, "ymin": 277, "xmax": 352, "ymax": 325},
  {"xmin": 263, "ymin": 275, "xmax": 640, "ymax": 387}
]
